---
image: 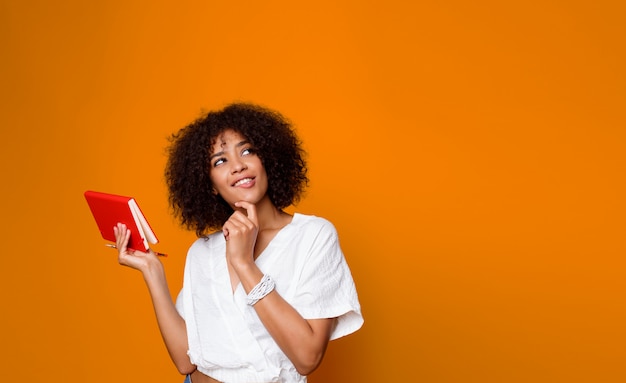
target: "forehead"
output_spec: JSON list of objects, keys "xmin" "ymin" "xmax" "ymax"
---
[{"xmin": 211, "ymin": 129, "xmax": 247, "ymax": 150}]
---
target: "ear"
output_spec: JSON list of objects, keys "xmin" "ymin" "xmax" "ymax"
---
[{"xmin": 212, "ymin": 187, "xmax": 218, "ymax": 195}]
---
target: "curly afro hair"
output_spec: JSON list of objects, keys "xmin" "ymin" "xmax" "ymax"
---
[{"xmin": 165, "ymin": 102, "xmax": 308, "ymax": 236}]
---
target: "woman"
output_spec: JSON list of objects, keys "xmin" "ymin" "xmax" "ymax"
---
[{"xmin": 114, "ymin": 103, "xmax": 363, "ymax": 382}]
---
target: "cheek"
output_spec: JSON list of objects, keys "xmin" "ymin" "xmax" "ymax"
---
[
  {"xmin": 253, "ymin": 158, "xmax": 266, "ymax": 174},
  {"xmin": 208, "ymin": 170, "xmax": 225, "ymax": 190}
]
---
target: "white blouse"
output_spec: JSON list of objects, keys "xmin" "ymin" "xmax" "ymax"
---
[{"xmin": 175, "ymin": 213, "xmax": 363, "ymax": 383}]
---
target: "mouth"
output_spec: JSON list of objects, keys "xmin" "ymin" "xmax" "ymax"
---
[{"xmin": 232, "ymin": 177, "xmax": 254, "ymax": 187}]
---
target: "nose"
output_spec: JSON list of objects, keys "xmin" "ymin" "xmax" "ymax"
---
[{"xmin": 230, "ymin": 157, "xmax": 247, "ymax": 173}]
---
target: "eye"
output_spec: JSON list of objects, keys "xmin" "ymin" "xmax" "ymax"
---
[
  {"xmin": 242, "ymin": 147, "xmax": 255, "ymax": 156},
  {"xmin": 213, "ymin": 158, "xmax": 225, "ymax": 167}
]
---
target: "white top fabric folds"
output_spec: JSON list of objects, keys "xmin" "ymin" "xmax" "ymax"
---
[{"xmin": 175, "ymin": 213, "xmax": 364, "ymax": 383}]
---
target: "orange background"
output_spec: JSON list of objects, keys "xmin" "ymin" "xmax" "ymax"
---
[{"xmin": 1, "ymin": 1, "xmax": 625, "ymax": 382}]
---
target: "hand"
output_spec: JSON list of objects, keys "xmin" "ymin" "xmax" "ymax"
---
[
  {"xmin": 222, "ymin": 201, "xmax": 259, "ymax": 268},
  {"xmin": 113, "ymin": 223, "xmax": 161, "ymax": 272}
]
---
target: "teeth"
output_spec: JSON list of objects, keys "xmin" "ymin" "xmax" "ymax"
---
[{"xmin": 234, "ymin": 178, "xmax": 252, "ymax": 186}]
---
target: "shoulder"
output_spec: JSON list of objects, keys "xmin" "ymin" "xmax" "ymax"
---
[
  {"xmin": 290, "ymin": 213, "xmax": 339, "ymax": 242},
  {"xmin": 292, "ymin": 213, "xmax": 337, "ymax": 233},
  {"xmin": 187, "ymin": 231, "xmax": 225, "ymax": 257}
]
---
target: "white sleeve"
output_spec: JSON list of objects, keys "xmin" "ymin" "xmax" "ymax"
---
[{"xmin": 290, "ymin": 220, "xmax": 364, "ymax": 340}]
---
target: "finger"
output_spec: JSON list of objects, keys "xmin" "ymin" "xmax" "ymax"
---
[
  {"xmin": 115, "ymin": 223, "xmax": 131, "ymax": 253},
  {"xmin": 226, "ymin": 210, "xmax": 256, "ymax": 235},
  {"xmin": 114, "ymin": 223, "xmax": 123, "ymax": 247},
  {"xmin": 223, "ymin": 215, "xmax": 245, "ymax": 238},
  {"xmin": 234, "ymin": 201, "xmax": 258, "ymax": 227},
  {"xmin": 123, "ymin": 228, "xmax": 131, "ymax": 251},
  {"xmin": 115, "ymin": 223, "xmax": 124, "ymax": 248}
]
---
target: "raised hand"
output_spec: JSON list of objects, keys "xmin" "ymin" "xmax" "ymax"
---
[
  {"xmin": 222, "ymin": 201, "xmax": 259, "ymax": 268},
  {"xmin": 113, "ymin": 222, "xmax": 161, "ymax": 272}
]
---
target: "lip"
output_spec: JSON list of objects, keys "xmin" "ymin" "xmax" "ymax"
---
[{"xmin": 231, "ymin": 176, "xmax": 256, "ymax": 188}]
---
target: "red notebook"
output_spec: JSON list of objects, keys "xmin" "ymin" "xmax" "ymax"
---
[{"xmin": 84, "ymin": 190, "xmax": 159, "ymax": 252}]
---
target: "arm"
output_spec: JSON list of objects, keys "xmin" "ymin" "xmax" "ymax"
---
[
  {"xmin": 114, "ymin": 223, "xmax": 196, "ymax": 375},
  {"xmin": 237, "ymin": 263, "xmax": 335, "ymax": 375},
  {"xmin": 222, "ymin": 204, "xmax": 335, "ymax": 376}
]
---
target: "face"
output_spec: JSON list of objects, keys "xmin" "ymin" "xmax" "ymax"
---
[{"xmin": 208, "ymin": 129, "xmax": 269, "ymax": 207}]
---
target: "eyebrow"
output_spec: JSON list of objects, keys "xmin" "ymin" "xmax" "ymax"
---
[{"xmin": 209, "ymin": 140, "xmax": 250, "ymax": 160}]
